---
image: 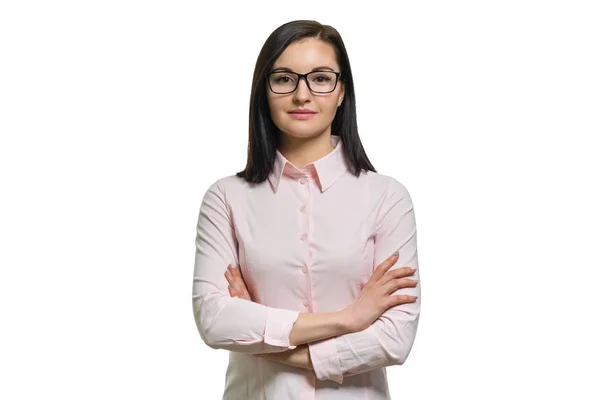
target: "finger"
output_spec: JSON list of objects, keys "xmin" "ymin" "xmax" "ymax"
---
[
  {"xmin": 386, "ymin": 294, "xmax": 418, "ymax": 308},
  {"xmin": 229, "ymin": 270, "xmax": 243, "ymax": 287},
  {"xmin": 232, "ymin": 268, "xmax": 249, "ymax": 293},
  {"xmin": 382, "ymin": 277, "xmax": 418, "ymax": 295},
  {"xmin": 227, "ymin": 266, "xmax": 240, "ymax": 281},
  {"xmin": 241, "ymin": 286, "xmax": 251, "ymax": 297},
  {"xmin": 380, "ymin": 266, "xmax": 416, "ymax": 285},
  {"xmin": 226, "ymin": 272, "xmax": 243, "ymax": 293},
  {"xmin": 370, "ymin": 252, "xmax": 399, "ymax": 283},
  {"xmin": 228, "ymin": 285, "xmax": 237, "ymax": 297},
  {"xmin": 225, "ymin": 265, "xmax": 234, "ymax": 277},
  {"xmin": 230, "ymin": 277, "xmax": 242, "ymax": 291},
  {"xmin": 230, "ymin": 267, "xmax": 247, "ymax": 289},
  {"xmin": 226, "ymin": 266, "xmax": 239, "ymax": 279}
]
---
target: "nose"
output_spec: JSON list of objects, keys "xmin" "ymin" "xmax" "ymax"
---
[{"xmin": 292, "ymin": 76, "xmax": 311, "ymax": 103}]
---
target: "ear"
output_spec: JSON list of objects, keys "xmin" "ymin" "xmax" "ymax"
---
[{"xmin": 338, "ymin": 84, "xmax": 345, "ymax": 107}]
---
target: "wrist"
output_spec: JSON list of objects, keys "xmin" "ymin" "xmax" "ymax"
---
[
  {"xmin": 336, "ymin": 308, "xmax": 355, "ymax": 334},
  {"xmin": 290, "ymin": 344, "xmax": 312, "ymax": 370}
]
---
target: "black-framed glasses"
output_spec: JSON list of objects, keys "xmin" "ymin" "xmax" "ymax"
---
[{"xmin": 267, "ymin": 70, "xmax": 341, "ymax": 94}]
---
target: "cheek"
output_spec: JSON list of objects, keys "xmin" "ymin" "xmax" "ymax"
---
[
  {"xmin": 267, "ymin": 97, "xmax": 286, "ymax": 117},
  {"xmin": 318, "ymin": 99, "xmax": 339, "ymax": 118}
]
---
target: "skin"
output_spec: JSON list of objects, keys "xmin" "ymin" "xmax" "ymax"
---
[
  {"xmin": 266, "ymin": 37, "xmax": 345, "ymax": 169},
  {"xmin": 225, "ymin": 38, "xmax": 418, "ymax": 372},
  {"xmin": 253, "ymin": 37, "xmax": 346, "ymax": 370},
  {"xmin": 226, "ymin": 264, "xmax": 313, "ymax": 370},
  {"xmin": 226, "ymin": 258, "xmax": 418, "ymax": 370}
]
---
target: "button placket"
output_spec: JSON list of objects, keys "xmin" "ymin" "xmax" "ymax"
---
[
  {"xmin": 298, "ymin": 173, "xmax": 310, "ymax": 245},
  {"xmin": 298, "ymin": 171, "xmax": 313, "ymax": 311}
]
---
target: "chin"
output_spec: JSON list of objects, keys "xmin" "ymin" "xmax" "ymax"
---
[
  {"xmin": 280, "ymin": 128, "xmax": 327, "ymax": 140},
  {"xmin": 281, "ymin": 130, "xmax": 315, "ymax": 139}
]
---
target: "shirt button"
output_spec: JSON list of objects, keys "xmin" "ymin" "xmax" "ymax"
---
[
  {"xmin": 300, "ymin": 205, "xmax": 306, "ymax": 212},
  {"xmin": 300, "ymin": 233, "xmax": 307, "ymax": 242},
  {"xmin": 299, "ymin": 178, "xmax": 307, "ymax": 184},
  {"xmin": 301, "ymin": 265, "xmax": 308, "ymax": 274},
  {"xmin": 303, "ymin": 299, "xmax": 310, "ymax": 307}
]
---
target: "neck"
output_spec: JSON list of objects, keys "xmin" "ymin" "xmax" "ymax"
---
[{"xmin": 277, "ymin": 132, "xmax": 335, "ymax": 169}]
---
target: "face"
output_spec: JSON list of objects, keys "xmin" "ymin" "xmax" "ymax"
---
[{"xmin": 266, "ymin": 37, "xmax": 345, "ymax": 141}]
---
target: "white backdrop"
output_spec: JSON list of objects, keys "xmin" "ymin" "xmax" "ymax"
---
[{"xmin": 1, "ymin": 1, "xmax": 599, "ymax": 399}]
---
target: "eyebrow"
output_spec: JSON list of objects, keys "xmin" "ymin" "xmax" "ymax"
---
[{"xmin": 270, "ymin": 66, "xmax": 335, "ymax": 73}]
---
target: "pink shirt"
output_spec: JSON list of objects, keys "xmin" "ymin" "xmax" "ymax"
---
[{"xmin": 192, "ymin": 135, "xmax": 420, "ymax": 400}]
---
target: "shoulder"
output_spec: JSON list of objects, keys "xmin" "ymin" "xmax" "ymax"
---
[
  {"xmin": 214, "ymin": 174, "xmax": 247, "ymax": 191},
  {"xmin": 363, "ymin": 172, "xmax": 416, "ymax": 227},
  {"xmin": 363, "ymin": 170, "xmax": 411, "ymax": 200},
  {"xmin": 203, "ymin": 174, "xmax": 248, "ymax": 202}
]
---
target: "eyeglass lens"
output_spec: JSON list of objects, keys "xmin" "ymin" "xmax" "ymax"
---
[{"xmin": 269, "ymin": 71, "xmax": 337, "ymax": 94}]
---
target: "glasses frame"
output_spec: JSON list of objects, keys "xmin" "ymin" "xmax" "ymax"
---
[{"xmin": 266, "ymin": 70, "xmax": 342, "ymax": 94}]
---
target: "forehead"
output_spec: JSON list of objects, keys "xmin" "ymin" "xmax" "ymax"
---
[{"xmin": 273, "ymin": 38, "xmax": 339, "ymax": 72}]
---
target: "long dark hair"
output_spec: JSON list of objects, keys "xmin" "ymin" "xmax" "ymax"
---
[{"xmin": 236, "ymin": 20, "xmax": 376, "ymax": 184}]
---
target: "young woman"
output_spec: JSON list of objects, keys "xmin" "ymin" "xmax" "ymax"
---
[{"xmin": 192, "ymin": 19, "xmax": 420, "ymax": 400}]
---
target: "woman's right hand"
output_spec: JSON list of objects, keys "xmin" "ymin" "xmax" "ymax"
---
[{"xmin": 341, "ymin": 253, "xmax": 419, "ymax": 333}]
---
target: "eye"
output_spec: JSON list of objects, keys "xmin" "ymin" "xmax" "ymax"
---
[
  {"xmin": 271, "ymin": 73, "xmax": 297, "ymax": 84},
  {"xmin": 314, "ymin": 75, "xmax": 332, "ymax": 83}
]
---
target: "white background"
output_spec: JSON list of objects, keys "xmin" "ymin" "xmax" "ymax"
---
[{"xmin": 1, "ymin": 1, "xmax": 599, "ymax": 399}]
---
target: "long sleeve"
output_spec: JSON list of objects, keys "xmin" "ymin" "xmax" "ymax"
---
[
  {"xmin": 192, "ymin": 179, "xmax": 300, "ymax": 354},
  {"xmin": 308, "ymin": 178, "xmax": 421, "ymax": 384}
]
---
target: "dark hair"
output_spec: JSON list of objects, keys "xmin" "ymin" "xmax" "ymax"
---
[{"xmin": 236, "ymin": 20, "xmax": 377, "ymax": 184}]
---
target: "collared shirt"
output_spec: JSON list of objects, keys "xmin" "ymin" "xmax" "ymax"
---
[{"xmin": 192, "ymin": 134, "xmax": 420, "ymax": 400}]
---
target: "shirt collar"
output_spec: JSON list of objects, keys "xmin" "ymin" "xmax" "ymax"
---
[{"xmin": 268, "ymin": 135, "xmax": 350, "ymax": 193}]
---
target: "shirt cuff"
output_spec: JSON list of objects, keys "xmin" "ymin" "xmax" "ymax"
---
[
  {"xmin": 308, "ymin": 337, "xmax": 343, "ymax": 384},
  {"xmin": 264, "ymin": 308, "xmax": 300, "ymax": 349}
]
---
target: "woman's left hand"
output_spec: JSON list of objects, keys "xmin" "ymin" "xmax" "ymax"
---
[{"xmin": 224, "ymin": 264, "xmax": 252, "ymax": 301}]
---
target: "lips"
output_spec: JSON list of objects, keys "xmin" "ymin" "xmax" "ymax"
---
[{"xmin": 289, "ymin": 109, "xmax": 317, "ymax": 114}]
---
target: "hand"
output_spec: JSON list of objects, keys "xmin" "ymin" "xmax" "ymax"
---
[
  {"xmin": 254, "ymin": 344, "xmax": 313, "ymax": 371},
  {"xmin": 224, "ymin": 266, "xmax": 311, "ymax": 369},
  {"xmin": 224, "ymin": 264, "xmax": 253, "ymax": 302},
  {"xmin": 341, "ymin": 253, "xmax": 418, "ymax": 333}
]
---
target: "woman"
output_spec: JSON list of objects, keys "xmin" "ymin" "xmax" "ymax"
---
[{"xmin": 192, "ymin": 19, "xmax": 420, "ymax": 400}]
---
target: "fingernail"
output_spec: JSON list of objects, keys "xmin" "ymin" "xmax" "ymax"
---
[
  {"xmin": 392, "ymin": 251, "xmax": 399, "ymax": 257},
  {"xmin": 413, "ymin": 296, "xmax": 419, "ymax": 300}
]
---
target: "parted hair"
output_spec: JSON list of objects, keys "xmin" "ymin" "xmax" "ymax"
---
[{"xmin": 236, "ymin": 19, "xmax": 376, "ymax": 184}]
